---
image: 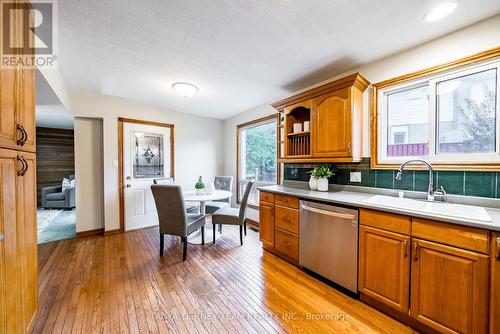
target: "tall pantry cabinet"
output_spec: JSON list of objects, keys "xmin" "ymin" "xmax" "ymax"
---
[{"xmin": 0, "ymin": 0, "xmax": 38, "ymax": 333}]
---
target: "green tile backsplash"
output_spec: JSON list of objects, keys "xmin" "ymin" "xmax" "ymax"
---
[{"xmin": 283, "ymin": 158, "xmax": 500, "ymax": 199}]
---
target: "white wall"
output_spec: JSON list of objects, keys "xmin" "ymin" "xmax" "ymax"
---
[
  {"xmin": 74, "ymin": 117, "xmax": 104, "ymax": 233},
  {"xmin": 71, "ymin": 93, "xmax": 224, "ymax": 232}
]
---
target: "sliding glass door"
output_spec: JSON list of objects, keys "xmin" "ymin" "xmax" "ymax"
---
[{"xmin": 237, "ymin": 115, "xmax": 278, "ymax": 207}]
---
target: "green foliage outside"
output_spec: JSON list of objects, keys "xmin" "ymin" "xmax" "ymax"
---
[{"xmin": 244, "ymin": 122, "xmax": 276, "ymax": 181}]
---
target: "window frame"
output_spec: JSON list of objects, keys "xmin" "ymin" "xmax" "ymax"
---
[
  {"xmin": 371, "ymin": 47, "xmax": 500, "ymax": 171},
  {"xmin": 236, "ymin": 114, "xmax": 279, "ymax": 208}
]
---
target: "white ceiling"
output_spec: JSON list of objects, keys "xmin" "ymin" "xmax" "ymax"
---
[
  {"xmin": 36, "ymin": 70, "xmax": 74, "ymax": 129},
  {"xmin": 58, "ymin": 0, "xmax": 500, "ymax": 120}
]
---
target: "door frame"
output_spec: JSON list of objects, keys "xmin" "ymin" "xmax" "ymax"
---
[{"xmin": 118, "ymin": 118, "xmax": 175, "ymax": 233}]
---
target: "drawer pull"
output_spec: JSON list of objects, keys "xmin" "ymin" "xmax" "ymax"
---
[
  {"xmin": 282, "ymin": 240, "xmax": 291, "ymax": 247},
  {"xmin": 414, "ymin": 241, "xmax": 419, "ymax": 261},
  {"xmin": 403, "ymin": 240, "xmax": 408, "ymax": 257},
  {"xmin": 496, "ymin": 237, "xmax": 500, "ymax": 260}
]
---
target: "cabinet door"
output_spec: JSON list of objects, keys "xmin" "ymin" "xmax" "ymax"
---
[
  {"xmin": 490, "ymin": 233, "xmax": 500, "ymax": 334},
  {"xmin": 312, "ymin": 88, "xmax": 351, "ymax": 157},
  {"xmin": 0, "ymin": 149, "xmax": 23, "ymax": 333},
  {"xmin": 17, "ymin": 67, "xmax": 36, "ymax": 152},
  {"xmin": 359, "ymin": 225, "xmax": 410, "ymax": 313},
  {"xmin": 17, "ymin": 153, "xmax": 37, "ymax": 329},
  {"xmin": 259, "ymin": 202, "xmax": 275, "ymax": 247},
  {"xmin": 410, "ymin": 239, "xmax": 489, "ymax": 334},
  {"xmin": 0, "ymin": 67, "xmax": 20, "ymax": 150}
]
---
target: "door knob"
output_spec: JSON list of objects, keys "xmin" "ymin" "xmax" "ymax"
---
[
  {"xmin": 126, "ymin": 176, "xmax": 131, "ymax": 181},
  {"xmin": 0, "ymin": 234, "xmax": 4, "ymax": 241},
  {"xmin": 126, "ymin": 184, "xmax": 131, "ymax": 188}
]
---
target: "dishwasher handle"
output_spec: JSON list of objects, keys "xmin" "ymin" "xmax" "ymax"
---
[{"xmin": 301, "ymin": 204, "xmax": 356, "ymax": 220}]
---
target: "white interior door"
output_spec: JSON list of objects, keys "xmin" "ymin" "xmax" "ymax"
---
[{"xmin": 123, "ymin": 122, "xmax": 172, "ymax": 231}]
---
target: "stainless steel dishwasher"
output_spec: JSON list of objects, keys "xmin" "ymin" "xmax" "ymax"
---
[{"xmin": 299, "ymin": 201, "xmax": 359, "ymax": 293}]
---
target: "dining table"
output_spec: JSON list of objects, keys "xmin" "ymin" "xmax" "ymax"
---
[{"xmin": 183, "ymin": 189, "xmax": 233, "ymax": 244}]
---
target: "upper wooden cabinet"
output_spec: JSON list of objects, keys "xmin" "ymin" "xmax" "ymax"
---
[
  {"xmin": 272, "ymin": 73, "xmax": 369, "ymax": 162},
  {"xmin": 312, "ymin": 88, "xmax": 351, "ymax": 158},
  {"xmin": 0, "ymin": 69, "xmax": 36, "ymax": 154}
]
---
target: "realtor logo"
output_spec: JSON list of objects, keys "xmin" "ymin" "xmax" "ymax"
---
[{"xmin": 1, "ymin": 0, "xmax": 58, "ymax": 68}]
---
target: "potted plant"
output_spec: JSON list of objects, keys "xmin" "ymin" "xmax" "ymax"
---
[
  {"xmin": 308, "ymin": 164, "xmax": 334, "ymax": 192},
  {"xmin": 195, "ymin": 176, "xmax": 205, "ymax": 195}
]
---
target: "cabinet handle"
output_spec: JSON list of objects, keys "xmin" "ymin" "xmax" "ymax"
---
[
  {"xmin": 414, "ymin": 241, "xmax": 419, "ymax": 261},
  {"xmin": 347, "ymin": 142, "xmax": 351, "ymax": 153},
  {"xmin": 16, "ymin": 124, "xmax": 27, "ymax": 146},
  {"xmin": 403, "ymin": 240, "xmax": 408, "ymax": 257},
  {"xmin": 496, "ymin": 237, "xmax": 500, "ymax": 260},
  {"xmin": 17, "ymin": 156, "xmax": 28, "ymax": 176}
]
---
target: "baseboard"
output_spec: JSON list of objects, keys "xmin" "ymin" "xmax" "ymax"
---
[
  {"xmin": 104, "ymin": 228, "xmax": 121, "ymax": 236},
  {"xmin": 245, "ymin": 218, "xmax": 259, "ymax": 230},
  {"xmin": 76, "ymin": 228, "xmax": 104, "ymax": 238}
]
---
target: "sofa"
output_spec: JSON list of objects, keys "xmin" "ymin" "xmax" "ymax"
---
[{"xmin": 41, "ymin": 175, "xmax": 76, "ymax": 210}]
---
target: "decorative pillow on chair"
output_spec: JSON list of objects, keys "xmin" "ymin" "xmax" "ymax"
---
[{"xmin": 62, "ymin": 178, "xmax": 71, "ymax": 191}]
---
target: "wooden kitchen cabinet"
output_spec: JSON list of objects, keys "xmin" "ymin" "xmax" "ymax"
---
[
  {"xmin": 0, "ymin": 149, "xmax": 26, "ymax": 333},
  {"xmin": 410, "ymin": 238, "xmax": 489, "ymax": 334},
  {"xmin": 359, "ymin": 225, "xmax": 410, "ymax": 314},
  {"xmin": 17, "ymin": 153, "xmax": 37, "ymax": 329},
  {"xmin": 259, "ymin": 196, "xmax": 275, "ymax": 248},
  {"xmin": 0, "ymin": 35, "xmax": 35, "ymax": 153},
  {"xmin": 490, "ymin": 232, "xmax": 500, "ymax": 334},
  {"xmin": 17, "ymin": 67, "xmax": 36, "ymax": 152},
  {"xmin": 312, "ymin": 88, "xmax": 351, "ymax": 158},
  {"xmin": 272, "ymin": 72, "xmax": 369, "ymax": 163}
]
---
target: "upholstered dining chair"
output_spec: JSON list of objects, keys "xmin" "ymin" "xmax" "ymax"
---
[
  {"xmin": 211, "ymin": 181, "xmax": 253, "ymax": 246},
  {"xmin": 205, "ymin": 176, "xmax": 234, "ymax": 215},
  {"xmin": 153, "ymin": 178, "xmax": 199, "ymax": 213},
  {"xmin": 151, "ymin": 185, "xmax": 206, "ymax": 261}
]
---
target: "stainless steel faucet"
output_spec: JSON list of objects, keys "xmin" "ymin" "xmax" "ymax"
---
[{"xmin": 395, "ymin": 159, "xmax": 445, "ymax": 201}]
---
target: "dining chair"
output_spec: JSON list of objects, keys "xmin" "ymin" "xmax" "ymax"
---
[
  {"xmin": 151, "ymin": 185, "xmax": 206, "ymax": 261},
  {"xmin": 153, "ymin": 178, "xmax": 199, "ymax": 213},
  {"xmin": 205, "ymin": 176, "xmax": 233, "ymax": 215},
  {"xmin": 211, "ymin": 181, "xmax": 253, "ymax": 246}
]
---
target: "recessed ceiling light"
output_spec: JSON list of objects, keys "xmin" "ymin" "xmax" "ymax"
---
[
  {"xmin": 172, "ymin": 82, "xmax": 199, "ymax": 98},
  {"xmin": 424, "ymin": 2, "xmax": 457, "ymax": 22}
]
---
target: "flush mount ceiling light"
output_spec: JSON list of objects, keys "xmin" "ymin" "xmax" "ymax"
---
[
  {"xmin": 172, "ymin": 82, "xmax": 199, "ymax": 98},
  {"xmin": 424, "ymin": 2, "xmax": 458, "ymax": 22}
]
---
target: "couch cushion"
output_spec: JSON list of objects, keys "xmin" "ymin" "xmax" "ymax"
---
[{"xmin": 46, "ymin": 192, "xmax": 66, "ymax": 201}]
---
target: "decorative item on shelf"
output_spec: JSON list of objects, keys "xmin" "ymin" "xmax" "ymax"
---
[
  {"xmin": 303, "ymin": 121, "xmax": 310, "ymax": 132},
  {"xmin": 293, "ymin": 123, "xmax": 302, "ymax": 133},
  {"xmin": 195, "ymin": 176, "xmax": 205, "ymax": 195},
  {"xmin": 308, "ymin": 164, "xmax": 334, "ymax": 192},
  {"xmin": 206, "ymin": 182, "xmax": 216, "ymax": 195}
]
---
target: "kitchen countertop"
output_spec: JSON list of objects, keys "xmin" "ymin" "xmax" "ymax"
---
[{"xmin": 259, "ymin": 184, "xmax": 500, "ymax": 231}]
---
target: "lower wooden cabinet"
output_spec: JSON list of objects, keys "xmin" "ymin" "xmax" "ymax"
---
[
  {"xmin": 259, "ymin": 201, "xmax": 275, "ymax": 248},
  {"xmin": 358, "ymin": 225, "xmax": 410, "ymax": 313},
  {"xmin": 491, "ymin": 232, "xmax": 500, "ymax": 334},
  {"xmin": 0, "ymin": 149, "xmax": 37, "ymax": 334},
  {"xmin": 274, "ymin": 228, "xmax": 299, "ymax": 261},
  {"xmin": 410, "ymin": 238, "xmax": 489, "ymax": 334}
]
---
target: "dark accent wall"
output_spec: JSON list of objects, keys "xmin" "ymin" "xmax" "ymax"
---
[
  {"xmin": 36, "ymin": 127, "xmax": 75, "ymax": 206},
  {"xmin": 284, "ymin": 158, "xmax": 500, "ymax": 199}
]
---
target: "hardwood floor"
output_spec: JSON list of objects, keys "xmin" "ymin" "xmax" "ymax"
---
[{"xmin": 34, "ymin": 224, "xmax": 414, "ymax": 333}]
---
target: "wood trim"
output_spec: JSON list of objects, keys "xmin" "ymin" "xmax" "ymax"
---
[
  {"xmin": 277, "ymin": 157, "xmax": 363, "ymax": 163},
  {"xmin": 76, "ymin": 228, "xmax": 104, "ymax": 238},
  {"xmin": 271, "ymin": 72, "xmax": 370, "ymax": 111},
  {"xmin": 117, "ymin": 118, "xmax": 175, "ymax": 233},
  {"xmin": 245, "ymin": 218, "xmax": 259, "ymax": 229},
  {"xmin": 236, "ymin": 114, "xmax": 279, "ymax": 204},
  {"xmin": 370, "ymin": 46, "xmax": 500, "ymax": 171},
  {"xmin": 104, "ymin": 228, "xmax": 121, "ymax": 236}
]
